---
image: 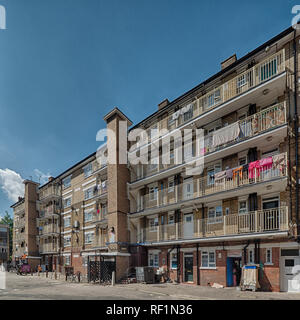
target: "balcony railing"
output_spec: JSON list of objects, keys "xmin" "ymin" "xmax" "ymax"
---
[
  {"xmin": 39, "ymin": 186, "xmax": 61, "ymax": 201},
  {"xmin": 136, "ymin": 152, "xmax": 288, "ymax": 213},
  {"xmin": 91, "ymin": 234, "xmax": 108, "ymax": 247},
  {"xmin": 39, "ymin": 205, "xmax": 60, "ymax": 219},
  {"xmin": 138, "ymin": 207, "xmax": 289, "ymax": 243},
  {"xmin": 14, "ymin": 203, "xmax": 25, "ymax": 215},
  {"xmin": 133, "ymin": 102, "xmax": 287, "ymax": 181},
  {"xmin": 15, "ymin": 217, "xmax": 25, "ymax": 229},
  {"xmin": 39, "ymin": 224, "xmax": 60, "ymax": 236},
  {"xmin": 130, "ymin": 49, "xmax": 285, "ymax": 155},
  {"xmin": 39, "ymin": 242, "xmax": 59, "ymax": 254}
]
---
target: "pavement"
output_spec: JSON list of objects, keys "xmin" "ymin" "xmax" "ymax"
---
[{"xmin": 1, "ymin": 272, "xmax": 300, "ymax": 300}]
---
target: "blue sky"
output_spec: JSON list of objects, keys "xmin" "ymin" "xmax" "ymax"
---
[{"xmin": 0, "ymin": 0, "xmax": 295, "ymax": 216}]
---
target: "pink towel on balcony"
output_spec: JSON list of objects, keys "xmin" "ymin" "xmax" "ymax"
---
[
  {"xmin": 259, "ymin": 156, "xmax": 273, "ymax": 171},
  {"xmin": 248, "ymin": 160, "xmax": 260, "ymax": 179}
]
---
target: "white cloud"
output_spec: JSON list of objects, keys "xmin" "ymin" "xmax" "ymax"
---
[
  {"xmin": 34, "ymin": 169, "xmax": 51, "ymax": 185},
  {"xmin": 0, "ymin": 169, "xmax": 24, "ymax": 203}
]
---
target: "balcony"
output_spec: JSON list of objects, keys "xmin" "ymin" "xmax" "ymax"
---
[
  {"xmin": 38, "ymin": 205, "xmax": 60, "ymax": 220},
  {"xmin": 14, "ymin": 203, "xmax": 25, "ymax": 215},
  {"xmin": 14, "ymin": 232, "xmax": 25, "ymax": 242},
  {"xmin": 39, "ymin": 186, "xmax": 61, "ymax": 202},
  {"xmin": 39, "ymin": 242, "xmax": 59, "ymax": 254},
  {"xmin": 38, "ymin": 224, "xmax": 60, "ymax": 237},
  {"xmin": 130, "ymin": 49, "xmax": 285, "ymax": 157},
  {"xmin": 138, "ymin": 207, "xmax": 289, "ymax": 244},
  {"xmin": 15, "ymin": 217, "xmax": 25, "ymax": 229},
  {"xmin": 134, "ymin": 152, "xmax": 288, "ymax": 215},
  {"xmin": 131, "ymin": 102, "xmax": 287, "ymax": 183},
  {"xmin": 90, "ymin": 234, "xmax": 108, "ymax": 248}
]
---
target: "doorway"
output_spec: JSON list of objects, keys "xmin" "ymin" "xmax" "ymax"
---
[
  {"xmin": 184, "ymin": 254, "xmax": 194, "ymax": 282},
  {"xmin": 183, "ymin": 213, "xmax": 194, "ymax": 239},
  {"xmin": 280, "ymin": 249, "xmax": 300, "ymax": 292},
  {"xmin": 262, "ymin": 197, "xmax": 279, "ymax": 231},
  {"xmin": 226, "ymin": 257, "xmax": 242, "ymax": 287}
]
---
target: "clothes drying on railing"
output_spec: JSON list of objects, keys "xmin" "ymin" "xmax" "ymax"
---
[
  {"xmin": 214, "ymin": 170, "xmax": 227, "ymax": 182},
  {"xmin": 212, "ymin": 122, "xmax": 240, "ymax": 148},
  {"xmin": 273, "ymin": 153, "xmax": 286, "ymax": 171},
  {"xmin": 232, "ymin": 166, "xmax": 243, "ymax": 180}
]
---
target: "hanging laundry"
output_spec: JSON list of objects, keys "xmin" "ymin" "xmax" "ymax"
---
[
  {"xmin": 273, "ymin": 154, "xmax": 286, "ymax": 171},
  {"xmin": 232, "ymin": 166, "xmax": 243, "ymax": 180},
  {"xmin": 259, "ymin": 156, "xmax": 273, "ymax": 171},
  {"xmin": 226, "ymin": 168, "xmax": 233, "ymax": 179},
  {"xmin": 212, "ymin": 122, "xmax": 240, "ymax": 148},
  {"xmin": 214, "ymin": 170, "xmax": 226, "ymax": 182},
  {"xmin": 248, "ymin": 160, "xmax": 260, "ymax": 179}
]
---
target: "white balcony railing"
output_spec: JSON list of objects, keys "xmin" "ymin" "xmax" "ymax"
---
[
  {"xmin": 136, "ymin": 152, "xmax": 288, "ymax": 213},
  {"xmin": 138, "ymin": 207, "xmax": 289, "ymax": 243},
  {"xmin": 130, "ymin": 49, "xmax": 285, "ymax": 155}
]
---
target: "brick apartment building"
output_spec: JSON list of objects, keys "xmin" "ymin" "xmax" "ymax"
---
[{"xmin": 11, "ymin": 25, "xmax": 300, "ymax": 291}]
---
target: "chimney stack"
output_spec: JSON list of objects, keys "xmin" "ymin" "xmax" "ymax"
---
[
  {"xmin": 158, "ymin": 99, "xmax": 170, "ymax": 110},
  {"xmin": 221, "ymin": 54, "xmax": 237, "ymax": 70},
  {"xmin": 48, "ymin": 177, "xmax": 54, "ymax": 182}
]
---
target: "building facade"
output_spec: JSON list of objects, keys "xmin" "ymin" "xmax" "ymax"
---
[
  {"xmin": 0, "ymin": 224, "xmax": 9, "ymax": 264},
  {"xmin": 11, "ymin": 25, "xmax": 300, "ymax": 291}
]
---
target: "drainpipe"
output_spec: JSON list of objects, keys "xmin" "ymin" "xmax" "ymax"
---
[
  {"xmin": 243, "ymin": 241, "xmax": 250, "ymax": 266},
  {"xmin": 294, "ymin": 31, "xmax": 300, "ymax": 240},
  {"xmin": 176, "ymin": 245, "xmax": 180, "ymax": 283},
  {"xmin": 196, "ymin": 243, "xmax": 200, "ymax": 285}
]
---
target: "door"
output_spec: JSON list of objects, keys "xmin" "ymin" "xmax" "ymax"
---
[
  {"xmin": 183, "ymin": 178, "xmax": 193, "ymax": 200},
  {"xmin": 183, "ymin": 213, "xmax": 194, "ymax": 239},
  {"xmin": 280, "ymin": 257, "xmax": 300, "ymax": 292},
  {"xmin": 262, "ymin": 198, "xmax": 279, "ymax": 231},
  {"xmin": 184, "ymin": 255, "xmax": 194, "ymax": 282}
]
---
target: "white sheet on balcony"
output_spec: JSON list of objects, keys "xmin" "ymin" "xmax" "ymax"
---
[{"xmin": 212, "ymin": 122, "xmax": 240, "ymax": 148}]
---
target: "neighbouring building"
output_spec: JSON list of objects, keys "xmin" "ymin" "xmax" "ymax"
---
[
  {"xmin": 11, "ymin": 25, "xmax": 300, "ymax": 291},
  {"xmin": 0, "ymin": 224, "xmax": 9, "ymax": 264}
]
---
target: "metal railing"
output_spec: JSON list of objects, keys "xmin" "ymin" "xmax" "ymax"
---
[
  {"xmin": 39, "ymin": 186, "xmax": 61, "ymax": 200},
  {"xmin": 39, "ymin": 242, "xmax": 60, "ymax": 253},
  {"xmin": 39, "ymin": 224, "xmax": 60, "ymax": 236},
  {"xmin": 130, "ymin": 49, "xmax": 285, "ymax": 155},
  {"xmin": 136, "ymin": 152, "xmax": 288, "ymax": 212},
  {"xmin": 134, "ymin": 102, "xmax": 287, "ymax": 181},
  {"xmin": 138, "ymin": 206, "xmax": 289, "ymax": 243}
]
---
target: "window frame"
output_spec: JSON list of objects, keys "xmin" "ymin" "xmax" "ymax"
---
[{"xmin": 201, "ymin": 250, "xmax": 216, "ymax": 268}]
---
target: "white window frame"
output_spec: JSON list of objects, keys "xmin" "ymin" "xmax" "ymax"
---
[
  {"xmin": 63, "ymin": 197, "xmax": 72, "ymax": 209},
  {"xmin": 265, "ymin": 248, "xmax": 273, "ymax": 265},
  {"xmin": 208, "ymin": 205, "xmax": 223, "ymax": 224},
  {"xmin": 207, "ymin": 163, "xmax": 221, "ymax": 186},
  {"xmin": 149, "ymin": 217, "xmax": 158, "ymax": 232},
  {"xmin": 149, "ymin": 252, "xmax": 159, "ymax": 267},
  {"xmin": 168, "ymin": 177, "xmax": 174, "ymax": 193},
  {"xmin": 83, "ymin": 163, "xmax": 93, "ymax": 178},
  {"xmin": 84, "ymin": 209, "xmax": 94, "ymax": 222},
  {"xmin": 84, "ymin": 232, "xmax": 94, "ymax": 244},
  {"xmin": 65, "ymin": 255, "xmax": 70, "ymax": 266},
  {"xmin": 62, "ymin": 176, "xmax": 71, "ymax": 189},
  {"xmin": 201, "ymin": 250, "xmax": 216, "ymax": 268},
  {"xmin": 248, "ymin": 249, "xmax": 254, "ymax": 264},
  {"xmin": 170, "ymin": 252, "xmax": 177, "ymax": 269},
  {"xmin": 238, "ymin": 200, "xmax": 248, "ymax": 215},
  {"xmin": 84, "ymin": 187, "xmax": 95, "ymax": 200},
  {"xmin": 168, "ymin": 212, "xmax": 175, "ymax": 225},
  {"xmin": 149, "ymin": 184, "xmax": 158, "ymax": 201},
  {"xmin": 64, "ymin": 236, "xmax": 71, "ymax": 247},
  {"xmin": 64, "ymin": 216, "xmax": 71, "ymax": 228}
]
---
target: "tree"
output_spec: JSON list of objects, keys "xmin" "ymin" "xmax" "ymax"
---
[{"xmin": 0, "ymin": 211, "xmax": 13, "ymax": 260}]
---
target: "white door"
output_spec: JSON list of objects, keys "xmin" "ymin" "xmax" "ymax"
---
[
  {"xmin": 183, "ymin": 178, "xmax": 193, "ymax": 200},
  {"xmin": 183, "ymin": 213, "xmax": 194, "ymax": 239},
  {"xmin": 280, "ymin": 253, "xmax": 300, "ymax": 292}
]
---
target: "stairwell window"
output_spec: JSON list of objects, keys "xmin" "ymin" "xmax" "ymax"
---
[
  {"xmin": 85, "ymin": 232, "xmax": 94, "ymax": 244},
  {"xmin": 63, "ymin": 197, "xmax": 72, "ymax": 209},
  {"xmin": 84, "ymin": 187, "xmax": 95, "ymax": 200},
  {"xmin": 62, "ymin": 176, "xmax": 71, "ymax": 189},
  {"xmin": 84, "ymin": 209, "xmax": 94, "ymax": 222},
  {"xmin": 64, "ymin": 236, "xmax": 71, "ymax": 247},
  {"xmin": 248, "ymin": 249, "xmax": 254, "ymax": 264},
  {"xmin": 65, "ymin": 255, "xmax": 70, "ymax": 266}
]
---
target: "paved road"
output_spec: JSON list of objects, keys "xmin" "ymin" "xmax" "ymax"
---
[{"xmin": 1, "ymin": 272, "xmax": 300, "ymax": 300}]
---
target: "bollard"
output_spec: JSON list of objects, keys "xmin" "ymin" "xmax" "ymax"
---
[
  {"xmin": 111, "ymin": 271, "xmax": 116, "ymax": 286},
  {"xmin": 55, "ymin": 271, "xmax": 57, "ymax": 280},
  {"xmin": 46, "ymin": 271, "xmax": 48, "ymax": 278}
]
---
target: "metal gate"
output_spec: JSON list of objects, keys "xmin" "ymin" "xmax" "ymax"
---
[{"xmin": 88, "ymin": 256, "xmax": 116, "ymax": 284}]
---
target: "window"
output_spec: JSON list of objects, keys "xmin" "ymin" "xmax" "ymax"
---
[
  {"xmin": 248, "ymin": 249, "xmax": 254, "ymax": 264},
  {"xmin": 239, "ymin": 156, "xmax": 247, "ymax": 166},
  {"xmin": 85, "ymin": 232, "xmax": 94, "ymax": 244},
  {"xmin": 101, "ymin": 203, "xmax": 108, "ymax": 216},
  {"xmin": 183, "ymin": 107, "xmax": 193, "ymax": 122},
  {"xmin": 266, "ymin": 249, "xmax": 272, "ymax": 264},
  {"xmin": 168, "ymin": 178, "xmax": 174, "ymax": 193},
  {"xmin": 149, "ymin": 157, "xmax": 158, "ymax": 171},
  {"xmin": 149, "ymin": 186, "xmax": 158, "ymax": 201},
  {"xmin": 62, "ymin": 176, "xmax": 71, "ymax": 189},
  {"xmin": 149, "ymin": 217, "xmax": 158, "ymax": 232},
  {"xmin": 83, "ymin": 163, "xmax": 93, "ymax": 178},
  {"xmin": 170, "ymin": 253, "xmax": 177, "ymax": 269},
  {"xmin": 208, "ymin": 206, "xmax": 222, "ymax": 224},
  {"xmin": 149, "ymin": 253, "xmax": 159, "ymax": 267},
  {"xmin": 207, "ymin": 163, "xmax": 221, "ymax": 186},
  {"xmin": 65, "ymin": 255, "xmax": 70, "ymax": 266},
  {"xmin": 64, "ymin": 236, "xmax": 71, "ymax": 247},
  {"xmin": 168, "ymin": 213, "xmax": 175, "ymax": 225},
  {"xmin": 239, "ymin": 201, "xmax": 248, "ymax": 215},
  {"xmin": 63, "ymin": 197, "xmax": 72, "ymax": 208},
  {"xmin": 84, "ymin": 209, "xmax": 94, "ymax": 222},
  {"xmin": 84, "ymin": 187, "xmax": 94, "ymax": 200},
  {"xmin": 64, "ymin": 216, "xmax": 71, "ymax": 228},
  {"xmin": 201, "ymin": 251, "xmax": 216, "ymax": 268}
]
